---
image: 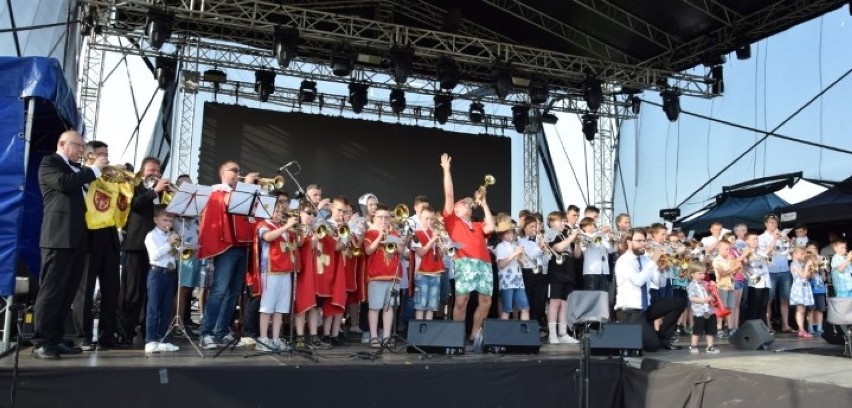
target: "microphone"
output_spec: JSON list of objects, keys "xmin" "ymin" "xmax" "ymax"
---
[{"xmin": 278, "ymin": 161, "xmax": 297, "ymax": 173}]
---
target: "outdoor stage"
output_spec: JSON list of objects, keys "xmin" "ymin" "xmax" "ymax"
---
[{"xmin": 1, "ymin": 332, "xmax": 850, "ymax": 408}]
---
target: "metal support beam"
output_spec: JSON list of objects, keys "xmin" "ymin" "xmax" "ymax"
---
[
  {"xmin": 573, "ymin": 0, "xmax": 680, "ymax": 51},
  {"xmin": 174, "ymin": 39, "xmax": 199, "ymax": 179},
  {"xmin": 680, "ymin": 0, "xmax": 742, "ymax": 26},
  {"xmin": 522, "ymin": 125, "xmax": 540, "ymax": 213},
  {"xmin": 77, "ymin": 34, "xmax": 106, "ymax": 139},
  {"xmin": 592, "ymin": 113, "xmax": 617, "ymax": 226}
]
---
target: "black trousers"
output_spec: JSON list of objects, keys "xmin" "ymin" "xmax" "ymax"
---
[
  {"xmin": 120, "ymin": 250, "xmax": 149, "ymax": 339},
  {"xmin": 34, "ymin": 247, "xmax": 86, "ymax": 345},
  {"xmin": 616, "ymin": 296, "xmax": 687, "ymax": 352},
  {"xmin": 747, "ymin": 287, "xmax": 769, "ymax": 321},
  {"xmin": 522, "ymin": 269, "xmax": 548, "ymax": 325},
  {"xmin": 72, "ymin": 244, "xmax": 120, "ymax": 344}
]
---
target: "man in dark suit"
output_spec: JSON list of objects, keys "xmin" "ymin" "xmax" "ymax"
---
[
  {"xmin": 33, "ymin": 131, "xmax": 107, "ymax": 360},
  {"xmin": 119, "ymin": 157, "xmax": 170, "ymax": 344}
]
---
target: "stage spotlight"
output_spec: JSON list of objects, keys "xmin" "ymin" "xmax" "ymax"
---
[
  {"xmin": 348, "ymin": 82, "xmax": 369, "ymax": 113},
  {"xmin": 710, "ymin": 65, "xmax": 724, "ymax": 95},
  {"xmin": 541, "ymin": 112, "xmax": 558, "ymax": 124},
  {"xmin": 511, "ymin": 105, "xmax": 529, "ymax": 133},
  {"xmin": 628, "ymin": 95, "xmax": 641, "ymax": 115},
  {"xmin": 528, "ymin": 75, "xmax": 549, "ymax": 105},
  {"xmin": 389, "ymin": 88, "xmax": 406, "ymax": 114},
  {"xmin": 389, "ymin": 46, "xmax": 414, "ymax": 84},
  {"xmin": 468, "ymin": 101, "xmax": 485, "ymax": 123},
  {"xmin": 582, "ymin": 114, "xmax": 598, "ymax": 141},
  {"xmin": 492, "ymin": 62, "xmax": 513, "ymax": 100},
  {"xmin": 146, "ymin": 9, "xmax": 174, "ymax": 51},
  {"xmin": 660, "ymin": 88, "xmax": 681, "ymax": 122},
  {"xmin": 582, "ymin": 73, "xmax": 603, "ymax": 112},
  {"xmin": 437, "ymin": 57, "xmax": 459, "ymax": 90},
  {"xmin": 254, "ymin": 69, "xmax": 276, "ymax": 102},
  {"xmin": 273, "ymin": 26, "xmax": 299, "ymax": 69},
  {"xmin": 299, "ymin": 79, "xmax": 317, "ymax": 103},
  {"xmin": 331, "ymin": 44, "xmax": 354, "ymax": 77},
  {"xmin": 735, "ymin": 44, "xmax": 751, "ymax": 60},
  {"xmin": 434, "ymin": 94, "xmax": 454, "ymax": 124},
  {"xmin": 155, "ymin": 56, "xmax": 176, "ymax": 90}
]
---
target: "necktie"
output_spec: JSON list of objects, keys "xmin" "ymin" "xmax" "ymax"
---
[{"xmin": 638, "ymin": 256, "xmax": 649, "ymax": 310}]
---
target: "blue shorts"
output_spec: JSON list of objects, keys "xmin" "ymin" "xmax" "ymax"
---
[
  {"xmin": 499, "ymin": 288, "xmax": 529, "ymax": 313},
  {"xmin": 414, "ymin": 273, "xmax": 442, "ymax": 312},
  {"xmin": 734, "ymin": 280, "xmax": 745, "ymax": 291},
  {"xmin": 768, "ymin": 272, "xmax": 792, "ymax": 299}
]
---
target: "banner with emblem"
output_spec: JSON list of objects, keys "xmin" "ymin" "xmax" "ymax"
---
[{"xmin": 85, "ymin": 178, "xmax": 133, "ymax": 229}]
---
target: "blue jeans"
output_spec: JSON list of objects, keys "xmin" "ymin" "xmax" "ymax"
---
[
  {"xmin": 145, "ymin": 267, "xmax": 177, "ymax": 343},
  {"xmin": 768, "ymin": 272, "xmax": 792, "ymax": 300},
  {"xmin": 500, "ymin": 288, "xmax": 530, "ymax": 313},
  {"xmin": 414, "ymin": 273, "xmax": 442, "ymax": 312},
  {"xmin": 202, "ymin": 247, "xmax": 247, "ymax": 339}
]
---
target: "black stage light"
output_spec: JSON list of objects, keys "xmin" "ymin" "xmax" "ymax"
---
[
  {"xmin": 273, "ymin": 26, "xmax": 299, "ymax": 69},
  {"xmin": 710, "ymin": 65, "xmax": 724, "ymax": 95},
  {"xmin": 155, "ymin": 56, "xmax": 176, "ymax": 90},
  {"xmin": 582, "ymin": 114, "xmax": 598, "ymax": 141},
  {"xmin": 511, "ymin": 105, "xmax": 529, "ymax": 133},
  {"xmin": 437, "ymin": 57, "xmax": 459, "ymax": 90},
  {"xmin": 146, "ymin": 9, "xmax": 173, "ymax": 51},
  {"xmin": 629, "ymin": 95, "xmax": 641, "ymax": 115},
  {"xmin": 434, "ymin": 94, "xmax": 454, "ymax": 124},
  {"xmin": 735, "ymin": 44, "xmax": 751, "ymax": 60},
  {"xmin": 348, "ymin": 82, "xmax": 369, "ymax": 113},
  {"xmin": 528, "ymin": 75, "xmax": 549, "ymax": 105},
  {"xmin": 660, "ymin": 88, "xmax": 681, "ymax": 122},
  {"xmin": 582, "ymin": 73, "xmax": 603, "ymax": 113},
  {"xmin": 389, "ymin": 46, "xmax": 414, "ymax": 84},
  {"xmin": 468, "ymin": 101, "xmax": 485, "ymax": 123},
  {"xmin": 389, "ymin": 88, "xmax": 406, "ymax": 114},
  {"xmin": 331, "ymin": 44, "xmax": 354, "ymax": 77},
  {"xmin": 299, "ymin": 79, "xmax": 317, "ymax": 103},
  {"xmin": 254, "ymin": 69, "xmax": 276, "ymax": 102},
  {"xmin": 492, "ymin": 62, "xmax": 513, "ymax": 100}
]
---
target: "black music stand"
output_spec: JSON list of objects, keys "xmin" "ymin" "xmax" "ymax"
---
[
  {"xmin": 566, "ymin": 290, "xmax": 610, "ymax": 408},
  {"xmin": 149, "ymin": 184, "xmax": 211, "ymax": 358}
]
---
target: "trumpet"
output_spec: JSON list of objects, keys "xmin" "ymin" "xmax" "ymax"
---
[
  {"xmin": 238, "ymin": 175, "xmax": 285, "ymax": 192},
  {"xmin": 382, "ymin": 234, "xmax": 404, "ymax": 255},
  {"xmin": 471, "ymin": 174, "xmax": 495, "ymax": 209},
  {"xmin": 101, "ymin": 165, "xmax": 140, "ymax": 184},
  {"xmin": 536, "ymin": 232, "xmax": 564, "ymax": 265}
]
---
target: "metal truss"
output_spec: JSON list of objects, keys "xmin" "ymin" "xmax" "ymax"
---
[
  {"xmin": 81, "ymin": 0, "xmax": 715, "ymax": 98},
  {"xmin": 592, "ymin": 112, "xmax": 619, "ymax": 226},
  {"xmin": 573, "ymin": 0, "xmax": 680, "ymax": 51},
  {"xmin": 680, "ymin": 0, "xmax": 742, "ymax": 26},
  {"xmin": 174, "ymin": 38, "xmax": 199, "ymax": 179},
  {"xmin": 77, "ymin": 34, "xmax": 106, "ymax": 139},
  {"xmin": 641, "ymin": 0, "xmax": 844, "ymax": 69},
  {"xmin": 522, "ymin": 124, "xmax": 540, "ymax": 213}
]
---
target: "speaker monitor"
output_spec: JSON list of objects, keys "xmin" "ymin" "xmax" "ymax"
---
[
  {"xmin": 821, "ymin": 324, "xmax": 848, "ymax": 346},
  {"xmin": 589, "ymin": 323, "xmax": 643, "ymax": 356},
  {"xmin": 482, "ymin": 319, "xmax": 541, "ymax": 354},
  {"xmin": 729, "ymin": 319, "xmax": 775, "ymax": 350},
  {"xmin": 406, "ymin": 320, "xmax": 466, "ymax": 355}
]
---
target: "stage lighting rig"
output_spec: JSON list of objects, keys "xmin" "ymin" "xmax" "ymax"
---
[
  {"xmin": 468, "ymin": 101, "xmax": 485, "ymax": 123},
  {"xmin": 660, "ymin": 88, "xmax": 681, "ymax": 122},
  {"xmin": 628, "ymin": 95, "xmax": 641, "ymax": 115},
  {"xmin": 735, "ymin": 44, "xmax": 751, "ymax": 60},
  {"xmin": 582, "ymin": 72, "xmax": 603, "ymax": 113},
  {"xmin": 273, "ymin": 26, "xmax": 299, "ymax": 69},
  {"xmin": 254, "ymin": 69, "xmax": 276, "ymax": 102},
  {"xmin": 434, "ymin": 94, "xmax": 454, "ymax": 124},
  {"xmin": 528, "ymin": 75, "xmax": 549, "ymax": 105},
  {"xmin": 348, "ymin": 82, "xmax": 369, "ymax": 113},
  {"xmin": 146, "ymin": 8, "xmax": 173, "ymax": 51},
  {"xmin": 299, "ymin": 79, "xmax": 317, "ymax": 103},
  {"xmin": 331, "ymin": 44, "xmax": 354, "ymax": 77},
  {"xmin": 155, "ymin": 56, "xmax": 176, "ymax": 90},
  {"xmin": 389, "ymin": 46, "xmax": 414, "ymax": 84},
  {"xmin": 511, "ymin": 105, "xmax": 529, "ymax": 133},
  {"xmin": 436, "ymin": 57, "xmax": 460, "ymax": 90},
  {"xmin": 492, "ymin": 62, "xmax": 513, "ymax": 100},
  {"xmin": 389, "ymin": 88, "xmax": 406, "ymax": 114},
  {"xmin": 581, "ymin": 114, "xmax": 598, "ymax": 141}
]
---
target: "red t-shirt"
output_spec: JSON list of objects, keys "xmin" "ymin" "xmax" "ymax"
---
[
  {"xmin": 364, "ymin": 229, "xmax": 400, "ymax": 281},
  {"xmin": 414, "ymin": 229, "xmax": 445, "ymax": 274},
  {"xmin": 442, "ymin": 211, "xmax": 490, "ymax": 263}
]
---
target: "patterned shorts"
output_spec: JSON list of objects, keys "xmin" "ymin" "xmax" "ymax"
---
[{"xmin": 453, "ymin": 258, "xmax": 493, "ymax": 296}]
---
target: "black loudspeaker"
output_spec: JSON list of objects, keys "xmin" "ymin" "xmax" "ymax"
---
[
  {"xmin": 589, "ymin": 323, "xmax": 643, "ymax": 356},
  {"xmin": 482, "ymin": 319, "xmax": 541, "ymax": 354},
  {"xmin": 406, "ymin": 320, "xmax": 466, "ymax": 355},
  {"xmin": 821, "ymin": 324, "xmax": 848, "ymax": 346},
  {"xmin": 730, "ymin": 319, "xmax": 775, "ymax": 350}
]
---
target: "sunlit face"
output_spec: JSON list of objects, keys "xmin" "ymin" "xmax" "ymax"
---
[
  {"xmin": 835, "ymin": 243, "xmax": 848, "ymax": 256},
  {"xmin": 87, "ymin": 146, "xmax": 108, "ymax": 165},
  {"xmin": 709, "ymin": 224, "xmax": 722, "ymax": 237},
  {"xmin": 300, "ymin": 208, "xmax": 316, "ymax": 225},
  {"xmin": 746, "ymin": 235, "xmax": 758, "ymax": 249},
  {"xmin": 652, "ymin": 228, "xmax": 667, "ymax": 243},
  {"xmin": 154, "ymin": 213, "xmax": 173, "ymax": 232},
  {"xmin": 628, "ymin": 232, "xmax": 647, "ymax": 256},
  {"xmin": 549, "ymin": 218, "xmax": 564, "ymax": 231},
  {"xmin": 306, "ymin": 188, "xmax": 322, "ymax": 205},
  {"xmin": 617, "ymin": 216, "xmax": 631, "ymax": 231},
  {"xmin": 366, "ymin": 196, "xmax": 378, "ymax": 217},
  {"xmin": 142, "ymin": 161, "xmax": 162, "ymax": 179},
  {"xmin": 734, "ymin": 225, "xmax": 747, "ymax": 239},
  {"xmin": 523, "ymin": 221, "xmax": 538, "ymax": 237},
  {"xmin": 331, "ymin": 201, "xmax": 350, "ymax": 224},
  {"xmin": 454, "ymin": 199, "xmax": 472, "ymax": 219},
  {"xmin": 764, "ymin": 218, "xmax": 778, "ymax": 232},
  {"xmin": 566, "ymin": 210, "xmax": 579, "ymax": 225},
  {"xmin": 373, "ymin": 209, "xmax": 391, "ymax": 229},
  {"xmin": 219, "ymin": 162, "xmax": 240, "ymax": 185},
  {"xmin": 420, "ymin": 211, "xmax": 435, "ymax": 229},
  {"xmin": 58, "ymin": 131, "xmax": 85, "ymax": 162}
]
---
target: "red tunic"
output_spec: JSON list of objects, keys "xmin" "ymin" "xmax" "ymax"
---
[
  {"xmin": 442, "ymin": 211, "xmax": 490, "ymax": 263},
  {"xmin": 246, "ymin": 221, "xmax": 296, "ymax": 298},
  {"xmin": 415, "ymin": 229, "xmax": 446, "ymax": 274},
  {"xmin": 364, "ymin": 229, "xmax": 401, "ymax": 281},
  {"xmin": 198, "ymin": 188, "xmax": 255, "ymax": 260},
  {"xmin": 294, "ymin": 235, "xmax": 317, "ymax": 315},
  {"xmin": 315, "ymin": 234, "xmax": 337, "ymax": 297}
]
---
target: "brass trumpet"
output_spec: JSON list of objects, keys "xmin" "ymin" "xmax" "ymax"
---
[
  {"xmin": 238, "ymin": 175, "xmax": 285, "ymax": 192},
  {"xmin": 101, "ymin": 165, "xmax": 140, "ymax": 185},
  {"xmin": 471, "ymin": 174, "xmax": 495, "ymax": 209}
]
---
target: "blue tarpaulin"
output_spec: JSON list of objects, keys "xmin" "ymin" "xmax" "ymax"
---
[
  {"xmin": 680, "ymin": 193, "xmax": 790, "ymax": 232},
  {"xmin": 0, "ymin": 56, "xmax": 81, "ymax": 296}
]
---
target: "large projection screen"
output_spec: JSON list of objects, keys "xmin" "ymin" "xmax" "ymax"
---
[{"xmin": 199, "ymin": 103, "xmax": 511, "ymax": 214}]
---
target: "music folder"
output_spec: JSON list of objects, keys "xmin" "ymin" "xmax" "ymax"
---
[{"xmin": 166, "ymin": 183, "xmax": 211, "ymax": 217}]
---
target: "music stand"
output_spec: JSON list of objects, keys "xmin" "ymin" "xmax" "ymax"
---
[
  {"xmin": 150, "ymin": 183, "xmax": 212, "ymax": 358},
  {"xmin": 566, "ymin": 290, "xmax": 610, "ymax": 408}
]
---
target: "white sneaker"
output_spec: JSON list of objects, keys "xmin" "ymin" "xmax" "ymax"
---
[
  {"xmin": 256, "ymin": 337, "xmax": 273, "ymax": 352},
  {"xmin": 159, "ymin": 343, "xmax": 180, "ymax": 352},
  {"xmin": 144, "ymin": 342, "xmax": 159, "ymax": 353},
  {"xmin": 200, "ymin": 335, "xmax": 218, "ymax": 350},
  {"xmin": 236, "ymin": 336, "xmax": 255, "ymax": 349},
  {"xmin": 558, "ymin": 334, "xmax": 579, "ymax": 344},
  {"xmin": 349, "ymin": 326, "xmax": 363, "ymax": 335},
  {"xmin": 548, "ymin": 336, "xmax": 561, "ymax": 345}
]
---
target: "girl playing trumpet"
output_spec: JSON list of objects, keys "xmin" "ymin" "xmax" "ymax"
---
[{"xmin": 789, "ymin": 247, "xmax": 815, "ymax": 338}]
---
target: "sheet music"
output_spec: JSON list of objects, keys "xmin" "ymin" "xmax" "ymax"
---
[
  {"xmin": 166, "ymin": 183, "xmax": 212, "ymax": 217},
  {"xmin": 227, "ymin": 182, "xmax": 261, "ymax": 216},
  {"xmin": 254, "ymin": 195, "xmax": 277, "ymax": 219}
]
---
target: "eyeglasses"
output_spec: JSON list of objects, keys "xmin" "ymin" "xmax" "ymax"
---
[
  {"xmin": 376, "ymin": 215, "xmax": 392, "ymax": 219},
  {"xmin": 301, "ymin": 210, "xmax": 317, "ymax": 216},
  {"xmin": 225, "ymin": 168, "xmax": 242, "ymax": 175}
]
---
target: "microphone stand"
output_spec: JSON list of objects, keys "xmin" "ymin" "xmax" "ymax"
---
[{"xmin": 9, "ymin": 304, "xmax": 24, "ymax": 408}]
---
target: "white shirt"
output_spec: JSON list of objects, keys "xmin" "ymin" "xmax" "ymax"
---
[
  {"xmin": 758, "ymin": 231, "xmax": 790, "ymax": 273},
  {"xmin": 582, "ymin": 239, "xmax": 614, "ymax": 275},
  {"xmin": 57, "ymin": 151, "xmax": 101, "ymax": 197},
  {"xmin": 518, "ymin": 236, "xmax": 548, "ymax": 272},
  {"xmin": 172, "ymin": 217, "xmax": 198, "ymax": 249},
  {"xmin": 614, "ymin": 251, "xmax": 664, "ymax": 310},
  {"xmin": 745, "ymin": 248, "xmax": 771, "ymax": 289},
  {"xmin": 145, "ymin": 227, "xmax": 177, "ymax": 269}
]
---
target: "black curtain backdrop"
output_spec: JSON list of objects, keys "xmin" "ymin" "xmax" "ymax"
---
[{"xmin": 199, "ymin": 103, "xmax": 512, "ymax": 213}]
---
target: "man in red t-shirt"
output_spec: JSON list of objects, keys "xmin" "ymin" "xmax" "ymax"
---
[{"xmin": 440, "ymin": 153, "xmax": 495, "ymax": 344}]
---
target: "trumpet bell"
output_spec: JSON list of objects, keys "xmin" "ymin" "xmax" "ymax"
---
[
  {"xmin": 315, "ymin": 224, "xmax": 330, "ymax": 239},
  {"xmin": 351, "ymin": 245, "xmax": 363, "ymax": 257},
  {"xmin": 483, "ymin": 174, "xmax": 496, "ymax": 186},
  {"xmin": 181, "ymin": 248, "xmax": 195, "ymax": 260},
  {"xmin": 160, "ymin": 191, "xmax": 174, "ymax": 205},
  {"xmin": 394, "ymin": 204, "xmax": 410, "ymax": 220},
  {"xmin": 259, "ymin": 176, "xmax": 285, "ymax": 191},
  {"xmin": 384, "ymin": 242, "xmax": 397, "ymax": 255},
  {"xmin": 338, "ymin": 225, "xmax": 351, "ymax": 238}
]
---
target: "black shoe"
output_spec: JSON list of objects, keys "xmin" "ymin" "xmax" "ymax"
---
[
  {"xmin": 331, "ymin": 334, "xmax": 349, "ymax": 347},
  {"xmin": 32, "ymin": 345, "xmax": 61, "ymax": 360},
  {"xmin": 659, "ymin": 342, "xmax": 683, "ymax": 351},
  {"xmin": 96, "ymin": 341, "xmax": 120, "ymax": 351},
  {"xmin": 56, "ymin": 343, "xmax": 83, "ymax": 355},
  {"xmin": 78, "ymin": 340, "xmax": 96, "ymax": 351},
  {"xmin": 184, "ymin": 320, "xmax": 201, "ymax": 329}
]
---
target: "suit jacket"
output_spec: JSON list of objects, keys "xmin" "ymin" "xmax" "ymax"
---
[
  {"xmin": 39, "ymin": 153, "xmax": 97, "ymax": 249},
  {"xmin": 123, "ymin": 183, "xmax": 158, "ymax": 251}
]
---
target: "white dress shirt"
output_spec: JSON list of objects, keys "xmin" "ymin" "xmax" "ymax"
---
[
  {"xmin": 758, "ymin": 232, "xmax": 790, "ymax": 273},
  {"xmin": 582, "ymin": 239, "xmax": 614, "ymax": 275},
  {"xmin": 145, "ymin": 227, "xmax": 177, "ymax": 269},
  {"xmin": 614, "ymin": 251, "xmax": 663, "ymax": 310}
]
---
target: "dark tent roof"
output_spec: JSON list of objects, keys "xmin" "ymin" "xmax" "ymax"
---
[
  {"xmin": 779, "ymin": 176, "xmax": 852, "ymax": 225},
  {"xmin": 680, "ymin": 193, "xmax": 789, "ymax": 232}
]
